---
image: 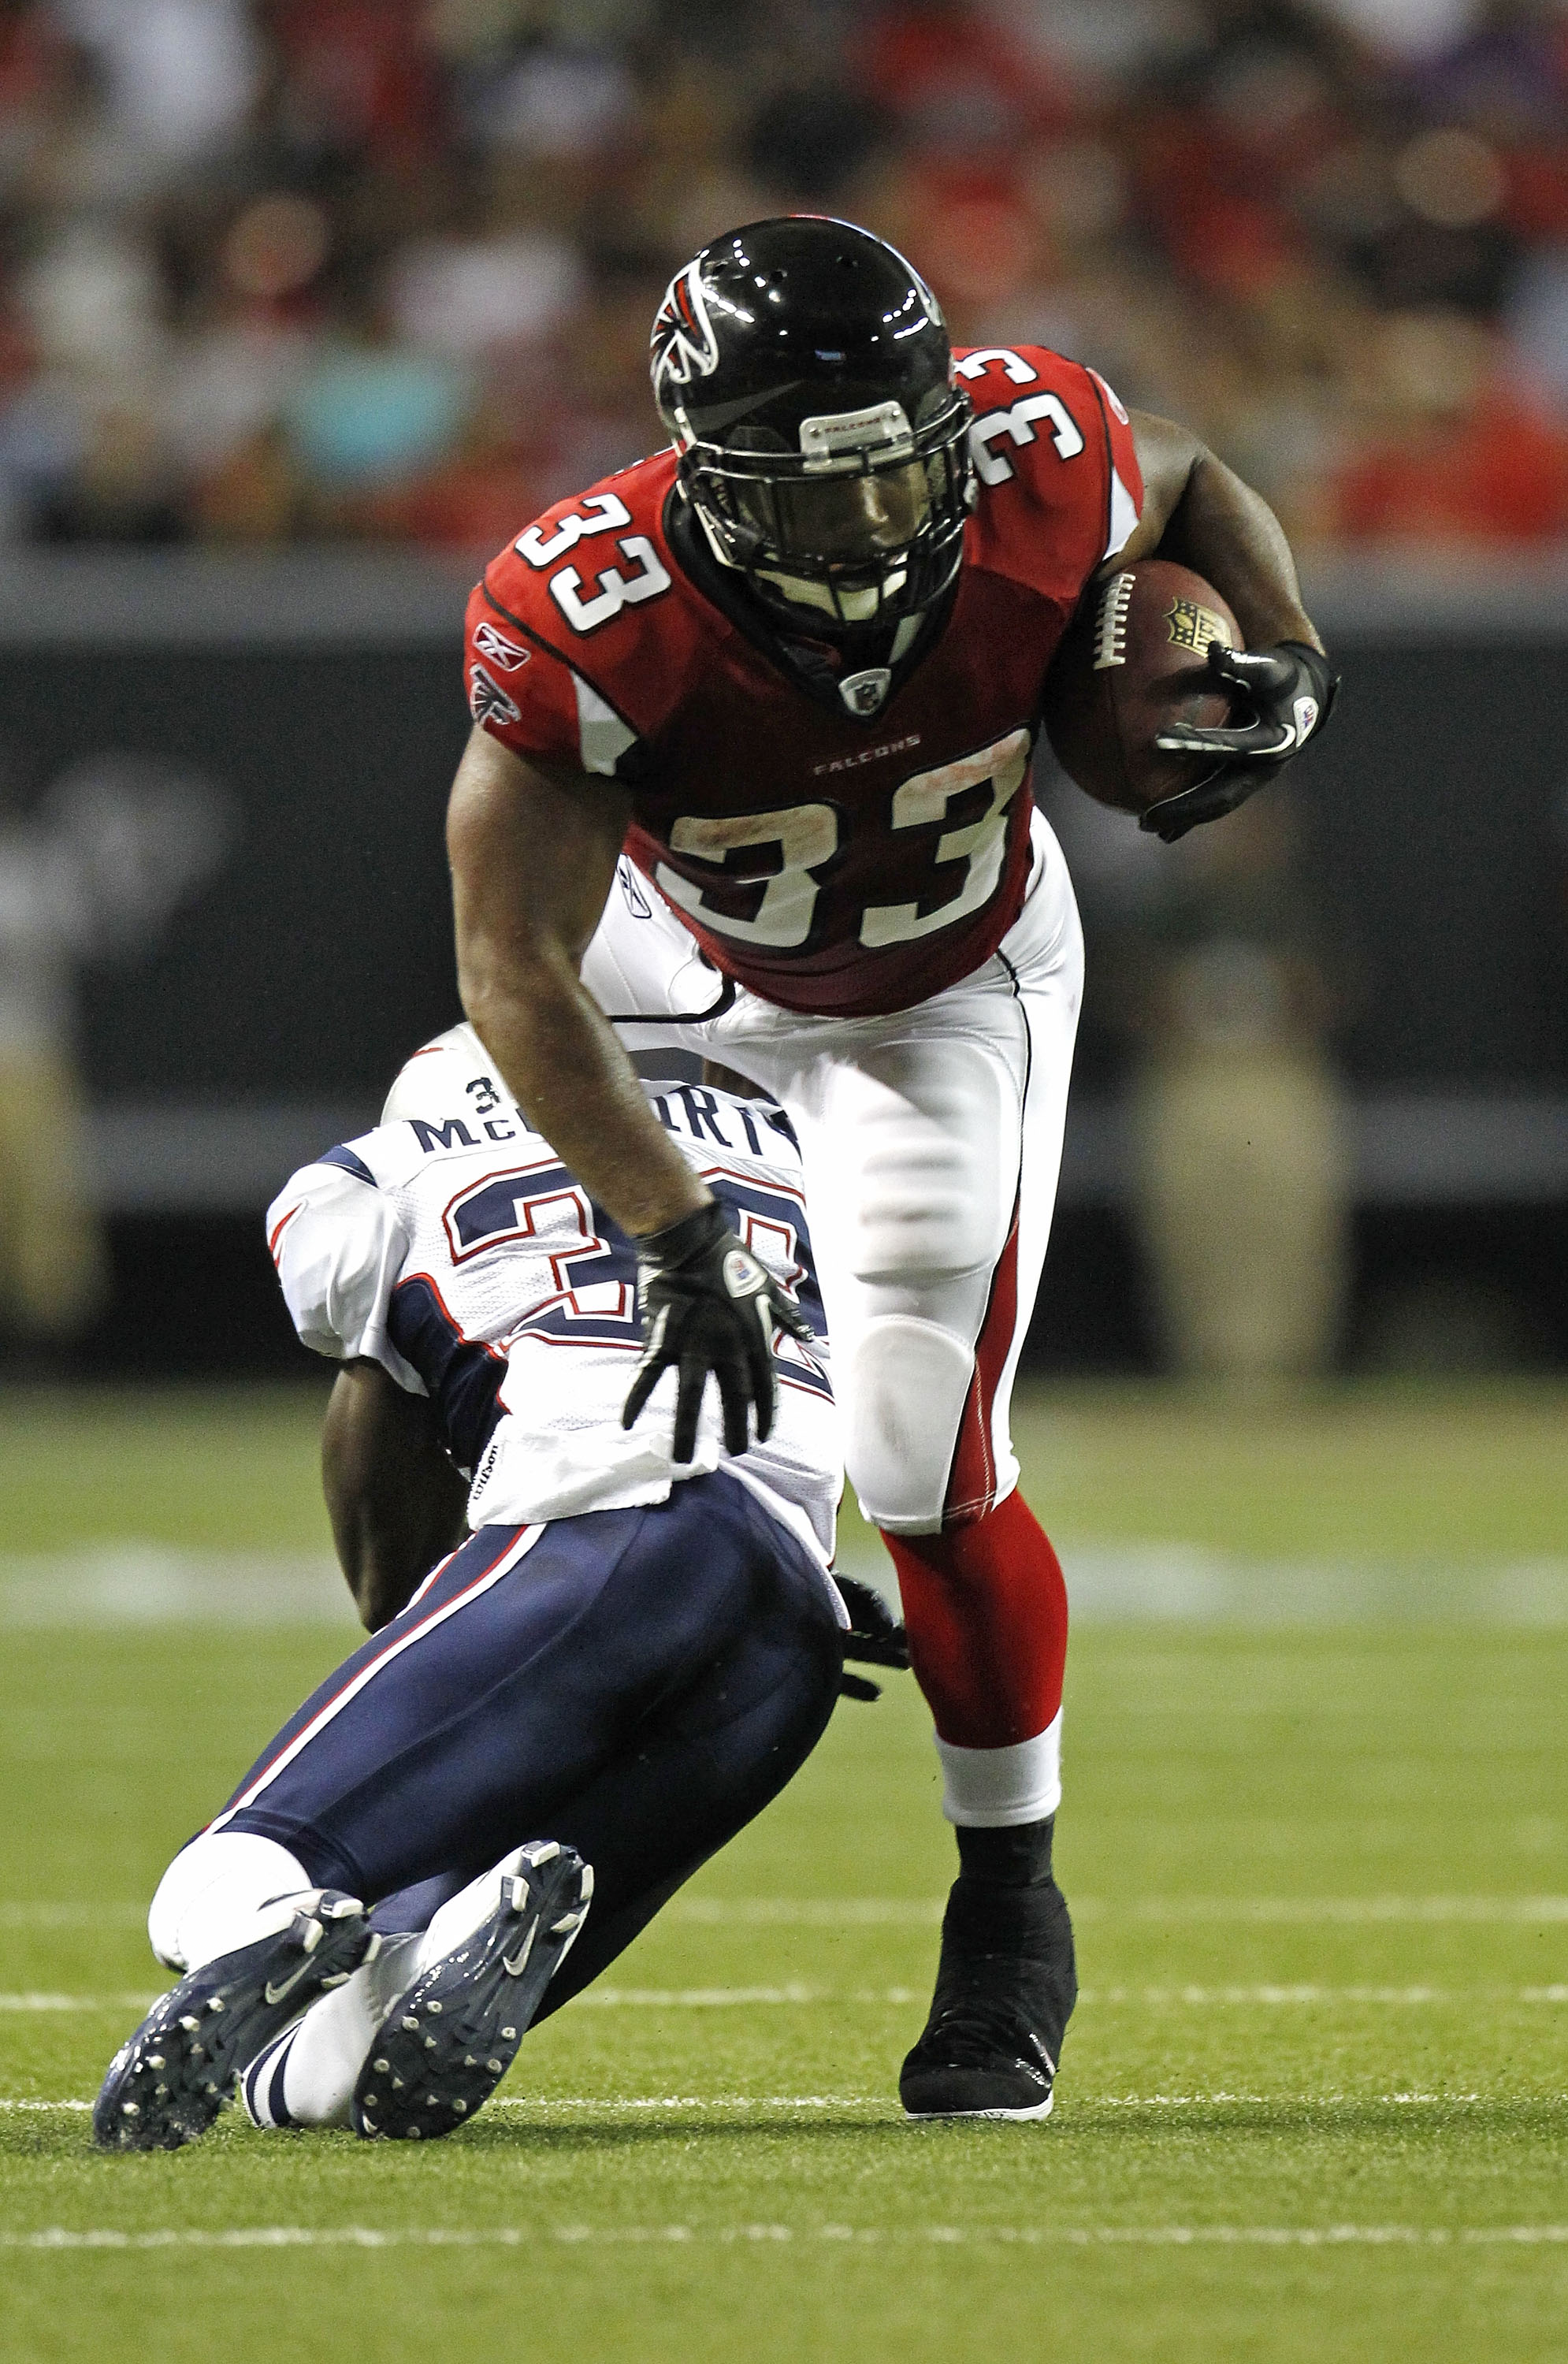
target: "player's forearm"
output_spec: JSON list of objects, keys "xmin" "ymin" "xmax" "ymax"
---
[
  {"xmin": 1128, "ymin": 414, "xmax": 1323, "ymax": 654},
  {"xmin": 321, "ymin": 1363, "xmax": 469, "ymax": 1630},
  {"xmin": 459, "ymin": 945, "xmax": 708, "ymax": 1237},
  {"xmin": 448, "ymin": 725, "xmax": 708, "ymax": 1239},
  {"xmin": 1159, "ymin": 452, "xmax": 1322, "ymax": 652}
]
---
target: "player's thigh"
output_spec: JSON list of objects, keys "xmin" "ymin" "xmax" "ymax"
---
[
  {"xmin": 767, "ymin": 814, "xmax": 1082, "ymax": 1314},
  {"xmin": 211, "ymin": 1481, "xmax": 830, "ymax": 1898},
  {"xmin": 778, "ymin": 839, "xmax": 1082, "ymax": 1527},
  {"xmin": 533, "ymin": 1535, "xmax": 843, "ymax": 2015},
  {"xmin": 804, "ymin": 1020, "xmax": 1029, "ymax": 1300}
]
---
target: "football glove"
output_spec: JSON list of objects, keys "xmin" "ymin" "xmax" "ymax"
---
[
  {"xmin": 834, "ymin": 1573, "xmax": 911, "ymax": 1702},
  {"xmin": 1143, "ymin": 639, "xmax": 1339, "ymax": 843},
  {"xmin": 622, "ymin": 1199, "xmax": 812, "ymax": 1463}
]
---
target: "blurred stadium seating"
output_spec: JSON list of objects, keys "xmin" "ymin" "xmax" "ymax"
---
[
  {"xmin": 2, "ymin": 0, "xmax": 1568, "ymax": 552},
  {"xmin": 0, "ymin": 0, "xmax": 1566, "ymax": 1379}
]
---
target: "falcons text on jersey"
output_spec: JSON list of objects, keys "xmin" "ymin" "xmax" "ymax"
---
[{"xmin": 463, "ymin": 347, "xmax": 1142, "ymax": 1020}]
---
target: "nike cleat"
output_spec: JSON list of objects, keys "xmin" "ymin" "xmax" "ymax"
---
[
  {"xmin": 93, "ymin": 1890, "xmax": 377, "ymax": 2152},
  {"xmin": 352, "ymin": 1842, "xmax": 592, "ymax": 2142},
  {"xmin": 899, "ymin": 1875, "xmax": 1076, "ymax": 2123}
]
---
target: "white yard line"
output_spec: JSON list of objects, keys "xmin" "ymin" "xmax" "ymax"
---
[
  {"xmin": 0, "ymin": 1552, "xmax": 354, "ymax": 1629},
  {"xmin": 667, "ymin": 1899, "xmax": 942, "ymax": 1925},
  {"xmin": 0, "ymin": 1905, "xmax": 146, "ymax": 1928},
  {"xmin": 6, "ymin": 1894, "xmax": 1566, "ymax": 1931},
  {"xmin": 6, "ymin": 1984, "xmax": 1564, "ymax": 2016},
  {"xmin": 0, "ymin": 1995, "xmax": 158, "ymax": 2013},
  {"xmin": 0, "ymin": 2091, "xmax": 1540, "ymax": 2115},
  {"xmin": 666, "ymin": 1896, "xmax": 1568, "ymax": 1925},
  {"xmin": 5, "ymin": 1980, "xmax": 1566, "ymax": 2014},
  {"xmin": 6, "ymin": 1548, "xmax": 1568, "ymax": 1627},
  {"xmin": 2, "ymin": 2223, "xmax": 1566, "ymax": 2251}
]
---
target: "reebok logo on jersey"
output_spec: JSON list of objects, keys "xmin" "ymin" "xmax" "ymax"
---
[
  {"xmin": 473, "ymin": 621, "xmax": 531, "ymax": 671},
  {"xmin": 617, "ymin": 860, "xmax": 652, "ymax": 920}
]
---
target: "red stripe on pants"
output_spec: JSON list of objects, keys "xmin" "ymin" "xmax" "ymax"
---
[
  {"xmin": 942, "ymin": 1192, "xmax": 1020, "ymax": 1526},
  {"xmin": 882, "ymin": 1490, "xmax": 1068, "ymax": 1749}
]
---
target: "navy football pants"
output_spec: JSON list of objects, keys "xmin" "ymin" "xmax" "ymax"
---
[{"xmin": 215, "ymin": 1472, "xmax": 843, "ymax": 2018}]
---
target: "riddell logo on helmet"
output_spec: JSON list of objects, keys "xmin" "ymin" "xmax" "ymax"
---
[{"xmin": 652, "ymin": 261, "xmax": 721, "ymax": 392}]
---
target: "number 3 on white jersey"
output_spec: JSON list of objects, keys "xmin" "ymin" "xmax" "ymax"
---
[{"xmin": 657, "ymin": 729, "xmax": 1030, "ymax": 952}]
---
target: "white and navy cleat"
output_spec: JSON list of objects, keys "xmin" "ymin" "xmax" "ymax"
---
[
  {"xmin": 93, "ymin": 1890, "xmax": 377, "ymax": 2152},
  {"xmin": 352, "ymin": 1842, "xmax": 591, "ymax": 2142}
]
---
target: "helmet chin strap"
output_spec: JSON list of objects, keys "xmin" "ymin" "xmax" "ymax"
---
[{"xmin": 757, "ymin": 568, "xmax": 905, "ymax": 625}]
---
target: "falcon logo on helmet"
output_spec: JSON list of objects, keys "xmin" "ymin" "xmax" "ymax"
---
[
  {"xmin": 648, "ymin": 217, "xmax": 974, "ymax": 636},
  {"xmin": 652, "ymin": 261, "xmax": 723, "ymax": 395}
]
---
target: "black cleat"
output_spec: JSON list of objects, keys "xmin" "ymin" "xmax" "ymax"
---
[
  {"xmin": 352, "ymin": 1842, "xmax": 592, "ymax": 2142},
  {"xmin": 93, "ymin": 1891, "xmax": 377, "ymax": 2152},
  {"xmin": 899, "ymin": 1875, "xmax": 1076, "ymax": 2122}
]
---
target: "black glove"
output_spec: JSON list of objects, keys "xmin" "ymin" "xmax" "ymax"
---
[
  {"xmin": 622, "ymin": 1199, "xmax": 812, "ymax": 1463},
  {"xmin": 1143, "ymin": 639, "xmax": 1339, "ymax": 843},
  {"xmin": 834, "ymin": 1573, "xmax": 911, "ymax": 1703}
]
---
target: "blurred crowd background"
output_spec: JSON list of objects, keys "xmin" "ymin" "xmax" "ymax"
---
[
  {"xmin": 4, "ymin": 0, "xmax": 1568, "ymax": 552},
  {"xmin": 2, "ymin": 0, "xmax": 1566, "ymax": 1393}
]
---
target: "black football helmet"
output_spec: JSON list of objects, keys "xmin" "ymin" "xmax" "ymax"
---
[{"xmin": 650, "ymin": 217, "xmax": 973, "ymax": 632}]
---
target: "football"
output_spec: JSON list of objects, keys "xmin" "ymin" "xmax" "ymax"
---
[{"xmin": 1042, "ymin": 556, "xmax": 1242, "ymax": 816}]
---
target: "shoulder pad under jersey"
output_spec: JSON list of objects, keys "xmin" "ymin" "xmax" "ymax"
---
[
  {"xmin": 266, "ymin": 1143, "xmax": 419, "ymax": 1386},
  {"xmin": 464, "ymin": 448, "xmax": 716, "ymax": 781},
  {"xmin": 382, "ymin": 1021, "xmax": 515, "ymax": 1129},
  {"xmin": 955, "ymin": 344, "xmax": 1143, "ymax": 593}
]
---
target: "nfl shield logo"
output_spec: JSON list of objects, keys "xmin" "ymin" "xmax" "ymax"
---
[{"xmin": 838, "ymin": 667, "xmax": 891, "ymax": 718}]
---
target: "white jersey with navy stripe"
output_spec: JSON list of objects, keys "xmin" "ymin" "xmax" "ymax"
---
[{"xmin": 266, "ymin": 1024, "xmax": 839, "ymax": 1565}]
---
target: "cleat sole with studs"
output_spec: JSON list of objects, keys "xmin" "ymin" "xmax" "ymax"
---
[
  {"xmin": 352, "ymin": 1844, "xmax": 591, "ymax": 2143},
  {"xmin": 92, "ymin": 1892, "xmax": 377, "ymax": 2154}
]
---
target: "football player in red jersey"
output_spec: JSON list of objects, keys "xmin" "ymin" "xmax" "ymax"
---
[{"xmin": 445, "ymin": 217, "xmax": 1337, "ymax": 2121}]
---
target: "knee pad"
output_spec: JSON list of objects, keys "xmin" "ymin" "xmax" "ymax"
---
[{"xmin": 845, "ymin": 1314, "xmax": 975, "ymax": 1535}]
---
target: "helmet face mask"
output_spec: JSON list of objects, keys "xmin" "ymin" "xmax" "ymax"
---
[{"xmin": 651, "ymin": 218, "xmax": 974, "ymax": 633}]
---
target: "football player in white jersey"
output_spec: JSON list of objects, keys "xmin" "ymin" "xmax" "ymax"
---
[{"xmin": 95, "ymin": 1029, "xmax": 901, "ymax": 2151}]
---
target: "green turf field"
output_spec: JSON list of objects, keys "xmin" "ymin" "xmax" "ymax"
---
[{"xmin": 2, "ymin": 1382, "xmax": 1566, "ymax": 2362}]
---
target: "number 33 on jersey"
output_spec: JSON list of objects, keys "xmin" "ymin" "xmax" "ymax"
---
[{"xmin": 463, "ymin": 344, "xmax": 1143, "ymax": 1020}]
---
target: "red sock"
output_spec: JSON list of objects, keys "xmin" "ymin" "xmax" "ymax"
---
[{"xmin": 881, "ymin": 1491, "xmax": 1068, "ymax": 1749}]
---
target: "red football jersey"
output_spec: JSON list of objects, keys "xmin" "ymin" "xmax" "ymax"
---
[{"xmin": 463, "ymin": 344, "xmax": 1143, "ymax": 1019}]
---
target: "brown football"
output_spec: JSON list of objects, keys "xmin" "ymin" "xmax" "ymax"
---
[{"xmin": 1042, "ymin": 558, "xmax": 1242, "ymax": 816}]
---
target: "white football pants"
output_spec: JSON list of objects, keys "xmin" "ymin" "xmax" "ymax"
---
[{"xmin": 581, "ymin": 806, "xmax": 1083, "ymax": 1538}]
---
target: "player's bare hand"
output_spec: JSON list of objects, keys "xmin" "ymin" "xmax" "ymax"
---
[
  {"xmin": 622, "ymin": 1200, "xmax": 813, "ymax": 1463},
  {"xmin": 1143, "ymin": 641, "xmax": 1338, "ymax": 842}
]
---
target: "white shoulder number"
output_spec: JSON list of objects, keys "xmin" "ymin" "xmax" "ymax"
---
[
  {"xmin": 955, "ymin": 347, "xmax": 1086, "ymax": 485},
  {"xmin": 970, "ymin": 392, "xmax": 1084, "ymax": 485},
  {"xmin": 515, "ymin": 492, "xmax": 672, "ymax": 637}
]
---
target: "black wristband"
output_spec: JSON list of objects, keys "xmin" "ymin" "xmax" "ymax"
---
[
  {"xmin": 1277, "ymin": 639, "xmax": 1339, "ymax": 724},
  {"xmin": 637, "ymin": 1199, "xmax": 726, "ymax": 1269}
]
